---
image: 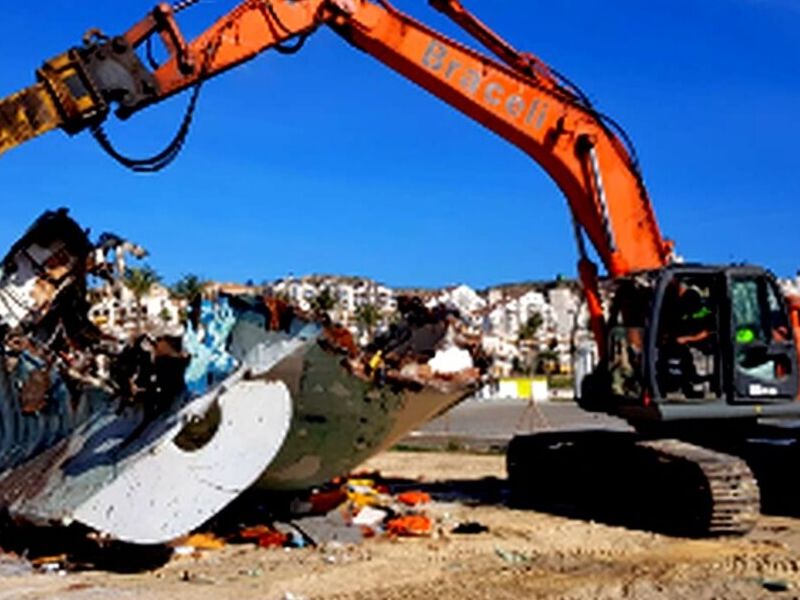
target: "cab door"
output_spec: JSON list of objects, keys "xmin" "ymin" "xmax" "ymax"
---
[
  {"xmin": 651, "ymin": 271, "xmax": 724, "ymax": 403},
  {"xmin": 728, "ymin": 271, "xmax": 798, "ymax": 402}
]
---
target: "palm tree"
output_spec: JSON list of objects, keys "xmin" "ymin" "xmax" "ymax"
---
[
  {"xmin": 518, "ymin": 312, "xmax": 544, "ymax": 342},
  {"xmin": 170, "ymin": 273, "xmax": 206, "ymax": 303},
  {"xmin": 311, "ymin": 287, "xmax": 338, "ymax": 315},
  {"xmin": 356, "ymin": 303, "xmax": 381, "ymax": 341},
  {"xmin": 124, "ymin": 265, "xmax": 161, "ymax": 332},
  {"xmin": 171, "ymin": 274, "xmax": 206, "ymax": 326}
]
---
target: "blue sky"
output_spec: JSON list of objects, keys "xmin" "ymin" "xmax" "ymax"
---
[{"xmin": 0, "ymin": 0, "xmax": 798, "ymax": 288}]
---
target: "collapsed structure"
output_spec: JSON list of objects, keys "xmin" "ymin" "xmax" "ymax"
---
[{"xmin": 0, "ymin": 210, "xmax": 486, "ymax": 544}]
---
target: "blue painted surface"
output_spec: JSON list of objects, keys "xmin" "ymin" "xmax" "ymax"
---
[{"xmin": 183, "ymin": 298, "xmax": 239, "ymax": 396}]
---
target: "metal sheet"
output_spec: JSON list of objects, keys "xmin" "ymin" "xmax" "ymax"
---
[{"xmin": 0, "ymin": 210, "xmax": 485, "ymax": 545}]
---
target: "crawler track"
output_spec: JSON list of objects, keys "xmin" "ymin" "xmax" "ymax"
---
[
  {"xmin": 507, "ymin": 431, "xmax": 760, "ymax": 536},
  {"xmin": 638, "ymin": 439, "xmax": 760, "ymax": 536}
]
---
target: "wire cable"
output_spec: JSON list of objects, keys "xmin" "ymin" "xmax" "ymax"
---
[{"xmin": 90, "ymin": 80, "xmax": 203, "ymax": 173}]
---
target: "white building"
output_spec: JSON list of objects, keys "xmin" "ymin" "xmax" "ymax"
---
[
  {"xmin": 427, "ymin": 284, "xmax": 487, "ymax": 329},
  {"xmin": 271, "ymin": 275, "xmax": 398, "ymax": 342},
  {"xmin": 482, "ymin": 289, "xmax": 554, "ymax": 343},
  {"xmin": 548, "ymin": 286, "xmax": 582, "ymax": 340},
  {"xmin": 780, "ymin": 276, "xmax": 800, "ymax": 299},
  {"xmin": 481, "ymin": 334, "xmax": 522, "ymax": 377},
  {"xmin": 89, "ymin": 282, "xmax": 183, "ymax": 337}
]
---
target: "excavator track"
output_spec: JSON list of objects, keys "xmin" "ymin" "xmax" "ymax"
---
[
  {"xmin": 507, "ymin": 431, "xmax": 760, "ymax": 537},
  {"xmin": 636, "ymin": 439, "xmax": 760, "ymax": 536}
]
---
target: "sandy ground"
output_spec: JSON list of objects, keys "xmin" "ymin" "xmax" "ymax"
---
[{"xmin": 3, "ymin": 450, "xmax": 800, "ymax": 599}]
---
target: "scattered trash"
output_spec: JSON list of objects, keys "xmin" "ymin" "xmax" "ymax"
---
[
  {"xmin": 345, "ymin": 479, "xmax": 385, "ymax": 508},
  {"xmin": 352, "ymin": 506, "xmax": 389, "ymax": 528},
  {"xmin": 31, "ymin": 554, "xmax": 68, "ymax": 574},
  {"xmin": 309, "ymin": 488, "xmax": 348, "ymax": 514},
  {"xmin": 495, "ymin": 547, "xmax": 529, "ymax": 565},
  {"xmin": 0, "ymin": 555, "xmax": 33, "ymax": 577},
  {"xmin": 452, "ymin": 521, "xmax": 490, "ymax": 535},
  {"xmin": 172, "ymin": 533, "xmax": 226, "ymax": 552},
  {"xmin": 386, "ymin": 515, "xmax": 433, "ymax": 537},
  {"xmin": 285, "ymin": 531, "xmax": 307, "ymax": 549},
  {"xmin": 760, "ymin": 578, "xmax": 791, "ymax": 593},
  {"xmin": 292, "ymin": 510, "xmax": 364, "ymax": 546},
  {"xmin": 397, "ymin": 491, "xmax": 432, "ymax": 507},
  {"xmin": 179, "ymin": 570, "xmax": 216, "ymax": 585},
  {"xmin": 237, "ymin": 525, "xmax": 289, "ymax": 549}
]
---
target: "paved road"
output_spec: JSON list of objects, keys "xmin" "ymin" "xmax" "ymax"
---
[{"xmin": 405, "ymin": 399, "xmax": 630, "ymax": 450}]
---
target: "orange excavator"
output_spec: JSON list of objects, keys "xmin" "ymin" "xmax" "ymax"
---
[{"xmin": 0, "ymin": 0, "xmax": 796, "ymax": 535}]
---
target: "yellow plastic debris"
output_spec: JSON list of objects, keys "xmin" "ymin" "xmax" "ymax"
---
[{"xmin": 171, "ymin": 532, "xmax": 226, "ymax": 551}]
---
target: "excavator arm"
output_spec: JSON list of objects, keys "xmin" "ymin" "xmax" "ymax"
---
[{"xmin": 0, "ymin": 0, "xmax": 675, "ymax": 348}]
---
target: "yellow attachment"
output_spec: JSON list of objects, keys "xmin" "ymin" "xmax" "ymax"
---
[{"xmin": 0, "ymin": 83, "xmax": 62, "ymax": 157}]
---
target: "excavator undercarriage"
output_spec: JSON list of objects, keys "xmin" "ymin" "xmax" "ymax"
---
[{"xmin": 507, "ymin": 430, "xmax": 762, "ymax": 537}]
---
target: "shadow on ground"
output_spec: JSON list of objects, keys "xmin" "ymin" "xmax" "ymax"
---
[
  {"xmin": 392, "ymin": 428, "xmax": 800, "ymax": 539},
  {"xmin": 0, "ymin": 517, "xmax": 173, "ymax": 573},
  {"xmin": 7, "ymin": 429, "xmax": 800, "ymax": 572}
]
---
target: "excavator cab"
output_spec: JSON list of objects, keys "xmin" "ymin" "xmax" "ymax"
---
[{"xmin": 587, "ymin": 265, "xmax": 800, "ymax": 422}]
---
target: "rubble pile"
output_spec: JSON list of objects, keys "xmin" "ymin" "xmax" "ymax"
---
[
  {"xmin": 0, "ymin": 208, "xmax": 488, "ymax": 551},
  {"xmin": 0, "ymin": 209, "xmax": 186, "ymax": 472},
  {"xmin": 357, "ymin": 296, "xmax": 488, "ymax": 387}
]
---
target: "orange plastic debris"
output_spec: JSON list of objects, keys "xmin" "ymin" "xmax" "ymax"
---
[
  {"xmin": 239, "ymin": 525, "xmax": 289, "ymax": 548},
  {"xmin": 239, "ymin": 525, "xmax": 273, "ymax": 539},
  {"xmin": 174, "ymin": 533, "xmax": 226, "ymax": 550},
  {"xmin": 386, "ymin": 515, "xmax": 432, "ymax": 537},
  {"xmin": 256, "ymin": 531, "xmax": 289, "ymax": 549},
  {"xmin": 360, "ymin": 525, "xmax": 377, "ymax": 538},
  {"xmin": 397, "ymin": 491, "xmax": 431, "ymax": 506},
  {"xmin": 31, "ymin": 554, "xmax": 67, "ymax": 568}
]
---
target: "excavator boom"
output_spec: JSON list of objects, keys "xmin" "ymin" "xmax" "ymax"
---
[{"xmin": 0, "ymin": 0, "xmax": 671, "ymax": 280}]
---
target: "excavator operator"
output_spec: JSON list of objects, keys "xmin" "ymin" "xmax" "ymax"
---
[{"xmin": 658, "ymin": 282, "xmax": 719, "ymax": 400}]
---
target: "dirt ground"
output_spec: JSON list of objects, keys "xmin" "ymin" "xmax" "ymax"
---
[{"xmin": 3, "ymin": 450, "xmax": 800, "ymax": 600}]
